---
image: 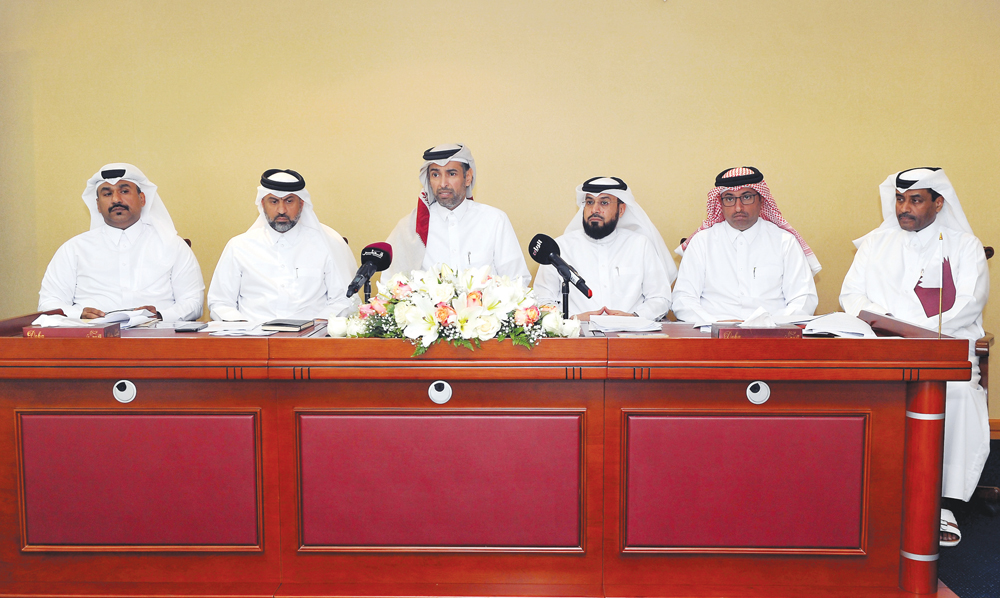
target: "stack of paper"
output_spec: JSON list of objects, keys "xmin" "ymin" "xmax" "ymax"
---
[
  {"xmin": 205, "ymin": 322, "xmax": 276, "ymax": 337},
  {"xmin": 804, "ymin": 312, "xmax": 877, "ymax": 338},
  {"xmin": 92, "ymin": 309, "xmax": 156, "ymax": 329},
  {"xmin": 589, "ymin": 315, "xmax": 662, "ymax": 333},
  {"xmin": 31, "ymin": 314, "xmax": 95, "ymax": 328}
]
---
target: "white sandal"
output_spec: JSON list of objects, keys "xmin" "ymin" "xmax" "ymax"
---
[{"xmin": 940, "ymin": 508, "xmax": 962, "ymax": 547}]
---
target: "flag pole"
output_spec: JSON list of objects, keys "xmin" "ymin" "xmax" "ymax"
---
[{"xmin": 938, "ymin": 233, "xmax": 943, "ymax": 339}]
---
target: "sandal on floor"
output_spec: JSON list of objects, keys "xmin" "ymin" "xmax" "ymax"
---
[{"xmin": 940, "ymin": 508, "xmax": 962, "ymax": 547}]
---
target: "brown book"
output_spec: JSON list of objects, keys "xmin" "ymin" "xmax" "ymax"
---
[
  {"xmin": 23, "ymin": 323, "xmax": 121, "ymax": 338},
  {"xmin": 711, "ymin": 323, "xmax": 803, "ymax": 339}
]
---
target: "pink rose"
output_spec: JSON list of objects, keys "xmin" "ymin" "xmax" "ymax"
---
[
  {"xmin": 467, "ymin": 290, "xmax": 483, "ymax": 307},
  {"xmin": 434, "ymin": 304, "xmax": 457, "ymax": 325},
  {"xmin": 371, "ymin": 297, "xmax": 388, "ymax": 315},
  {"xmin": 522, "ymin": 305, "xmax": 540, "ymax": 325},
  {"xmin": 392, "ymin": 283, "xmax": 412, "ymax": 300},
  {"xmin": 358, "ymin": 304, "xmax": 375, "ymax": 319}
]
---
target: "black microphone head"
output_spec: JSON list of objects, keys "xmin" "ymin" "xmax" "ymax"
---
[
  {"xmin": 528, "ymin": 234, "xmax": 560, "ymax": 265},
  {"xmin": 360, "ymin": 242, "xmax": 393, "ymax": 272}
]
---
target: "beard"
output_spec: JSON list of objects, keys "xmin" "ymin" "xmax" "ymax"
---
[
  {"xmin": 268, "ymin": 212, "xmax": 301, "ymax": 233},
  {"xmin": 434, "ymin": 188, "xmax": 466, "ymax": 210},
  {"xmin": 583, "ymin": 212, "xmax": 620, "ymax": 240}
]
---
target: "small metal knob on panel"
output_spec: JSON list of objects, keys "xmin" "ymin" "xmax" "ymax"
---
[
  {"xmin": 113, "ymin": 380, "xmax": 137, "ymax": 403},
  {"xmin": 746, "ymin": 381, "xmax": 770, "ymax": 404},
  {"xmin": 428, "ymin": 380, "xmax": 452, "ymax": 404}
]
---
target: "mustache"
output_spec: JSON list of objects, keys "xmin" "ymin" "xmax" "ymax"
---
[{"xmin": 108, "ymin": 202, "xmax": 129, "ymax": 211}]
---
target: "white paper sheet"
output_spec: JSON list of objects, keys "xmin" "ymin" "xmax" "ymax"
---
[
  {"xmin": 589, "ymin": 315, "xmax": 662, "ymax": 333},
  {"xmin": 803, "ymin": 312, "xmax": 877, "ymax": 338}
]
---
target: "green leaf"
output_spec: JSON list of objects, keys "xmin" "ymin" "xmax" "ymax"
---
[{"xmin": 452, "ymin": 338, "xmax": 475, "ymax": 352}]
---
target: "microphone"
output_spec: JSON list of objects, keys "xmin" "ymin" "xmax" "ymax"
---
[
  {"xmin": 527, "ymin": 234, "xmax": 593, "ymax": 299},
  {"xmin": 347, "ymin": 242, "xmax": 393, "ymax": 298}
]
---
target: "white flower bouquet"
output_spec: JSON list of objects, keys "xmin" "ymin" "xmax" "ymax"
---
[{"xmin": 344, "ymin": 264, "xmax": 580, "ymax": 355}]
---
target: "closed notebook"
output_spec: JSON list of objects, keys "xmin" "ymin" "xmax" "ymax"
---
[{"xmin": 261, "ymin": 319, "xmax": 314, "ymax": 332}]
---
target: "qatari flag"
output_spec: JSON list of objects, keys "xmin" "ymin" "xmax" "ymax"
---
[{"xmin": 914, "ymin": 258, "xmax": 956, "ymax": 318}]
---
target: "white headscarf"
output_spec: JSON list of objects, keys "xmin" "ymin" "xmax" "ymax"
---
[
  {"xmin": 564, "ymin": 177, "xmax": 678, "ymax": 283},
  {"xmin": 251, "ymin": 169, "xmax": 357, "ymax": 280},
  {"xmin": 385, "ymin": 144, "xmax": 477, "ymax": 276},
  {"xmin": 854, "ymin": 167, "xmax": 974, "ymax": 248},
  {"xmin": 418, "ymin": 143, "xmax": 477, "ymax": 208},
  {"xmin": 81, "ymin": 163, "xmax": 177, "ymax": 241}
]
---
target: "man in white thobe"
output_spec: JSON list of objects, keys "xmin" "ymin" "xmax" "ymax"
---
[
  {"xmin": 532, "ymin": 176, "xmax": 673, "ymax": 320},
  {"xmin": 840, "ymin": 167, "xmax": 989, "ymax": 545},
  {"xmin": 38, "ymin": 163, "xmax": 204, "ymax": 322},
  {"xmin": 672, "ymin": 166, "xmax": 820, "ymax": 322},
  {"xmin": 384, "ymin": 144, "xmax": 530, "ymax": 285},
  {"xmin": 207, "ymin": 169, "xmax": 356, "ymax": 322}
]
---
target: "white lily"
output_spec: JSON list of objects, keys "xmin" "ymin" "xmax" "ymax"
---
[
  {"xmin": 458, "ymin": 265, "xmax": 493, "ymax": 293},
  {"xmin": 400, "ymin": 293, "xmax": 439, "ymax": 346},
  {"xmin": 455, "ymin": 303, "xmax": 485, "ymax": 339}
]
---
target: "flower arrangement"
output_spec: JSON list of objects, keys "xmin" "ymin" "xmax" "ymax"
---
[{"xmin": 339, "ymin": 264, "xmax": 580, "ymax": 355}]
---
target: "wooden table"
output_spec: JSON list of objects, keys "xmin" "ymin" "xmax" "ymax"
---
[{"xmin": 0, "ymin": 325, "xmax": 971, "ymax": 598}]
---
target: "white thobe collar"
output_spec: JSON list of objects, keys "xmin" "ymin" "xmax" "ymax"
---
[
  {"xmin": 265, "ymin": 220, "xmax": 304, "ymax": 247},
  {"xmin": 722, "ymin": 218, "xmax": 762, "ymax": 246},
  {"xmin": 905, "ymin": 219, "xmax": 942, "ymax": 249},
  {"xmin": 101, "ymin": 218, "xmax": 146, "ymax": 247},
  {"xmin": 430, "ymin": 197, "xmax": 471, "ymax": 222}
]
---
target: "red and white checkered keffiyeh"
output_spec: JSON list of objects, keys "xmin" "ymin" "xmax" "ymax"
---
[{"xmin": 680, "ymin": 167, "xmax": 821, "ymax": 274}]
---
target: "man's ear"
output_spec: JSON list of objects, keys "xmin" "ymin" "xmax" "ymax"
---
[
  {"xmin": 138, "ymin": 191, "xmax": 146, "ymax": 208},
  {"xmin": 618, "ymin": 202, "xmax": 627, "ymax": 218},
  {"xmin": 934, "ymin": 196, "xmax": 944, "ymax": 214},
  {"xmin": 464, "ymin": 167, "xmax": 473, "ymax": 187}
]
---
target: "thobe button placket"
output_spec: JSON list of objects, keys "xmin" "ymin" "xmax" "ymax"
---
[
  {"xmin": 447, "ymin": 214, "xmax": 460, "ymax": 265},
  {"xmin": 736, "ymin": 233, "xmax": 749, "ymax": 302},
  {"xmin": 598, "ymin": 246, "xmax": 610, "ymax": 293},
  {"xmin": 118, "ymin": 235, "xmax": 133, "ymax": 303}
]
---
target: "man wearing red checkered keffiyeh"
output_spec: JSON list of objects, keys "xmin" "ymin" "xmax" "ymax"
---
[
  {"xmin": 672, "ymin": 167, "xmax": 819, "ymax": 322},
  {"xmin": 678, "ymin": 167, "xmax": 821, "ymax": 274}
]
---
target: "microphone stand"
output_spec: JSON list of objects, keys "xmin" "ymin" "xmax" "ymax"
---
[
  {"xmin": 562, "ymin": 278, "xmax": 570, "ymax": 320},
  {"xmin": 364, "ymin": 280, "xmax": 372, "ymax": 303}
]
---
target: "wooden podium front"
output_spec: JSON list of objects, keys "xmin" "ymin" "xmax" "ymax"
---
[{"xmin": 0, "ymin": 328, "xmax": 970, "ymax": 598}]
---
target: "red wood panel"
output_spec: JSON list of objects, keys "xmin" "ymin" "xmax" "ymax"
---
[
  {"xmin": 277, "ymin": 380, "xmax": 604, "ymax": 586},
  {"xmin": 605, "ymin": 380, "xmax": 907, "ymax": 590},
  {"xmin": 625, "ymin": 414, "xmax": 865, "ymax": 549},
  {"xmin": 298, "ymin": 413, "xmax": 582, "ymax": 548},
  {"xmin": 19, "ymin": 413, "xmax": 259, "ymax": 547},
  {"xmin": 0, "ymin": 381, "xmax": 271, "ymax": 586}
]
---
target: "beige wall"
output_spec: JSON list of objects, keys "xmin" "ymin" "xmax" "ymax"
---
[{"xmin": 2, "ymin": 0, "xmax": 997, "ymax": 411}]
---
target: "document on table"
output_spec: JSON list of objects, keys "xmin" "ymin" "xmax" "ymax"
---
[
  {"xmin": 205, "ymin": 321, "xmax": 276, "ymax": 336},
  {"xmin": 91, "ymin": 309, "xmax": 156, "ymax": 328},
  {"xmin": 589, "ymin": 315, "xmax": 662, "ymax": 333},
  {"xmin": 803, "ymin": 312, "xmax": 877, "ymax": 338}
]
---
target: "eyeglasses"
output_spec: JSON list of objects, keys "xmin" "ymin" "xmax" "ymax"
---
[{"xmin": 720, "ymin": 192, "xmax": 759, "ymax": 207}]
